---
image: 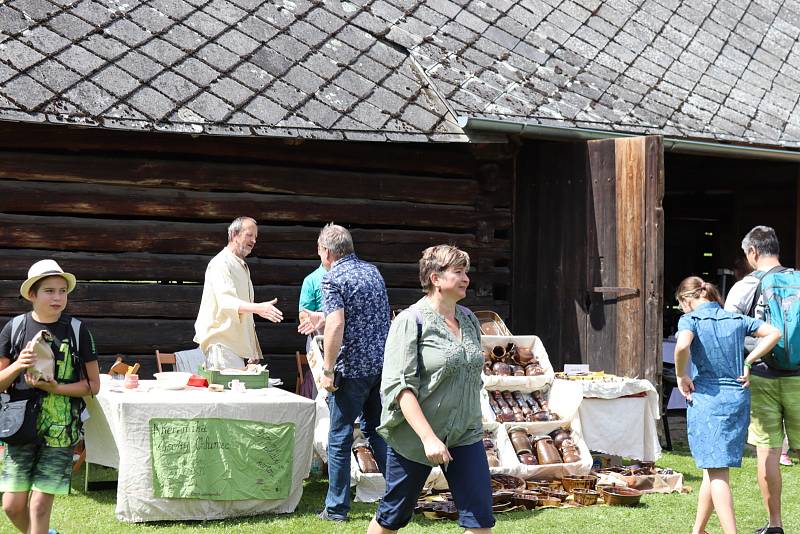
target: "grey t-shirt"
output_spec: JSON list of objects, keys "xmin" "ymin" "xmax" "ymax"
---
[{"xmin": 724, "ymin": 270, "xmax": 800, "ymax": 378}]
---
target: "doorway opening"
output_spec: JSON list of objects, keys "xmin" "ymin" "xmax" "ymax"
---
[{"xmin": 662, "ymin": 153, "xmax": 798, "ymax": 336}]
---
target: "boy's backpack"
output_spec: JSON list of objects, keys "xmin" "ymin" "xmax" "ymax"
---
[{"xmin": 751, "ymin": 268, "xmax": 800, "ymax": 370}]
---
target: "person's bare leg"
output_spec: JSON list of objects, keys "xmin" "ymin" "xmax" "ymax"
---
[
  {"xmin": 27, "ymin": 490, "xmax": 54, "ymax": 534},
  {"xmin": 756, "ymin": 447, "xmax": 783, "ymax": 528},
  {"xmin": 464, "ymin": 529, "xmax": 491, "ymax": 534},
  {"xmin": 367, "ymin": 517, "xmax": 396, "ymax": 534},
  {"xmin": 692, "ymin": 469, "xmax": 713, "ymax": 534},
  {"xmin": 1, "ymin": 492, "xmax": 30, "ymax": 533},
  {"xmin": 707, "ymin": 468, "xmax": 736, "ymax": 534}
]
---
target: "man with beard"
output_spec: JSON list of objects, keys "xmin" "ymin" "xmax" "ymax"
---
[{"xmin": 194, "ymin": 216, "xmax": 283, "ymax": 370}]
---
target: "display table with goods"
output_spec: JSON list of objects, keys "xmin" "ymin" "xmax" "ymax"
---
[
  {"xmin": 83, "ymin": 375, "xmax": 316, "ymax": 522},
  {"xmin": 557, "ymin": 372, "xmax": 662, "ymax": 462},
  {"xmin": 478, "ymin": 335, "xmax": 593, "ymax": 481}
]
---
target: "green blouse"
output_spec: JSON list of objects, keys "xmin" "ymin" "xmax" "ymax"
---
[{"xmin": 377, "ymin": 297, "xmax": 484, "ymax": 466}]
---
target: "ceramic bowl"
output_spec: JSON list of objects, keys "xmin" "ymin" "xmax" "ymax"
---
[
  {"xmin": 490, "ymin": 473, "xmax": 526, "ymax": 491},
  {"xmin": 153, "ymin": 371, "xmax": 192, "ymax": 390},
  {"xmin": 511, "ymin": 491, "xmax": 539, "ymax": 509},
  {"xmin": 527, "ymin": 478, "xmax": 562, "ymax": 491},
  {"xmin": 601, "ymin": 486, "xmax": 643, "ymax": 506},
  {"xmin": 561, "ymin": 474, "xmax": 599, "ymax": 493},
  {"xmin": 572, "ymin": 488, "xmax": 600, "ymax": 506},
  {"xmin": 540, "ymin": 487, "xmax": 568, "ymax": 502}
]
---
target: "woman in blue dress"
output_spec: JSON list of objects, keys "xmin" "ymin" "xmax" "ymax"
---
[{"xmin": 674, "ymin": 276, "xmax": 781, "ymax": 534}]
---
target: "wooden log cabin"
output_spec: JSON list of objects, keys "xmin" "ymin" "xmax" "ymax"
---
[
  {"xmin": 2, "ymin": 0, "xmax": 800, "ymax": 393},
  {"xmin": 0, "ymin": 121, "xmax": 515, "ymax": 385}
]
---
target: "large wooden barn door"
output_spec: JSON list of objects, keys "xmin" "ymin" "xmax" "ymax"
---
[
  {"xmin": 584, "ymin": 136, "xmax": 663, "ymax": 384},
  {"xmin": 513, "ymin": 136, "xmax": 663, "ymax": 385}
]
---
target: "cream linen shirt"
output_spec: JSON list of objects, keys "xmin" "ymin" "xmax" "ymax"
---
[{"xmin": 193, "ymin": 248, "xmax": 262, "ymax": 359}]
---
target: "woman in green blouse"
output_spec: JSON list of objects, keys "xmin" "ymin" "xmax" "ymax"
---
[{"xmin": 367, "ymin": 245, "xmax": 494, "ymax": 533}]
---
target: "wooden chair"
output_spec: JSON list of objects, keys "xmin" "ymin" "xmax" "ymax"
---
[
  {"xmin": 156, "ymin": 350, "xmax": 177, "ymax": 373},
  {"xmin": 107, "ymin": 356, "xmax": 139, "ymax": 376},
  {"xmin": 295, "ymin": 351, "xmax": 308, "ymax": 395}
]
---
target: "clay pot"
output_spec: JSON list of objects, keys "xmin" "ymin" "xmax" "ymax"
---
[
  {"xmin": 482, "ymin": 431, "xmax": 495, "ymax": 450},
  {"xmin": 561, "ymin": 444, "xmax": 581, "ymax": 463},
  {"xmin": 515, "ymin": 346, "xmax": 534, "ymax": 364},
  {"xmin": 524, "ymin": 363, "xmax": 543, "ymax": 376},
  {"xmin": 532, "ymin": 410, "xmax": 552, "ymax": 422},
  {"xmin": 512, "ymin": 392, "xmax": 532, "ymax": 415},
  {"xmin": 483, "ymin": 349, "xmax": 492, "ymax": 363},
  {"xmin": 483, "ymin": 362, "xmax": 494, "ymax": 375},
  {"xmin": 491, "ymin": 345, "xmax": 507, "ymax": 361},
  {"xmin": 353, "ymin": 445, "xmax": 380, "ymax": 473},
  {"xmin": 511, "ymin": 365, "xmax": 525, "ymax": 376},
  {"xmin": 518, "ymin": 452, "xmax": 537, "ymax": 465},
  {"xmin": 508, "ymin": 426, "xmax": 532, "ymax": 454},
  {"xmin": 486, "ymin": 449, "xmax": 501, "ymax": 468},
  {"xmin": 534, "ymin": 436, "xmax": 562, "ymax": 465},
  {"xmin": 492, "ymin": 362, "xmax": 511, "ymax": 376},
  {"xmin": 549, "ymin": 428, "xmax": 572, "ymax": 449}
]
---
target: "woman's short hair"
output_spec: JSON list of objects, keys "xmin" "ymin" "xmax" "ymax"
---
[
  {"xmin": 675, "ymin": 276, "xmax": 722, "ymax": 305},
  {"xmin": 419, "ymin": 245, "xmax": 470, "ymax": 293},
  {"xmin": 741, "ymin": 225, "xmax": 779, "ymax": 257},
  {"xmin": 318, "ymin": 223, "xmax": 354, "ymax": 258},
  {"xmin": 228, "ymin": 216, "xmax": 257, "ymax": 242}
]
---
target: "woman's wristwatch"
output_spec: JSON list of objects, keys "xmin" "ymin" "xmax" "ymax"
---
[{"xmin": 322, "ymin": 368, "xmax": 334, "ymax": 377}]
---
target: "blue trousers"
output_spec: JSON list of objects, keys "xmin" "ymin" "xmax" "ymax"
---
[
  {"xmin": 324, "ymin": 373, "xmax": 387, "ymax": 518},
  {"xmin": 375, "ymin": 441, "xmax": 495, "ymax": 530}
]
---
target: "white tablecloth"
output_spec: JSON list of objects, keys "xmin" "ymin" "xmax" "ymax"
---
[
  {"xmin": 84, "ymin": 381, "xmax": 316, "ymax": 522},
  {"xmin": 578, "ymin": 396, "xmax": 661, "ymax": 462}
]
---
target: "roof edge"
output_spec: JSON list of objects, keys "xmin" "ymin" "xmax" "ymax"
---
[{"xmin": 459, "ymin": 116, "xmax": 800, "ymax": 163}]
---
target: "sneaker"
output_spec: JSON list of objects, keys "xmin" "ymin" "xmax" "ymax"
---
[
  {"xmin": 754, "ymin": 525, "xmax": 784, "ymax": 534},
  {"xmin": 779, "ymin": 453, "xmax": 793, "ymax": 466},
  {"xmin": 48, "ymin": 529, "xmax": 59, "ymax": 534},
  {"xmin": 317, "ymin": 509, "xmax": 346, "ymax": 522}
]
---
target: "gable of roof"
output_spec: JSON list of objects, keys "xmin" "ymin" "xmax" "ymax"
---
[{"xmin": 0, "ymin": 0, "xmax": 798, "ymax": 148}]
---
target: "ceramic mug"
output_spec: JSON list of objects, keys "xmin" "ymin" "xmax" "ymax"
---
[
  {"xmin": 123, "ymin": 374, "xmax": 139, "ymax": 389},
  {"xmin": 227, "ymin": 379, "xmax": 246, "ymax": 393}
]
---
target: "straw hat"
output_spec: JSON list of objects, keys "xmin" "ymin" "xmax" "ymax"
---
[{"xmin": 20, "ymin": 259, "xmax": 77, "ymax": 300}]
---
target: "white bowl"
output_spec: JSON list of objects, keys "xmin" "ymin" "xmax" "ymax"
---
[{"xmin": 153, "ymin": 372, "xmax": 192, "ymax": 390}]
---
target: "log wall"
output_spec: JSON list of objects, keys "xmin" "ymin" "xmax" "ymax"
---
[{"xmin": 0, "ymin": 123, "xmax": 515, "ymax": 388}]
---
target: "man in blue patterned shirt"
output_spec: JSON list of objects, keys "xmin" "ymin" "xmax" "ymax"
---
[{"xmin": 317, "ymin": 223, "xmax": 390, "ymax": 522}]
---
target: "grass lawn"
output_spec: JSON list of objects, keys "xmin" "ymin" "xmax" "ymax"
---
[{"xmin": 5, "ymin": 446, "xmax": 799, "ymax": 534}]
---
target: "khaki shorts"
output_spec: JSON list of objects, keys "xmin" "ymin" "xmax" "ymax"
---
[
  {"xmin": 748, "ymin": 374, "xmax": 800, "ymax": 449},
  {"xmin": 0, "ymin": 441, "xmax": 73, "ymax": 495}
]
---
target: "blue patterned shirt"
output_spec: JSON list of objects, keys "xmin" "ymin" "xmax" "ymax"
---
[{"xmin": 322, "ymin": 253, "xmax": 390, "ymax": 378}]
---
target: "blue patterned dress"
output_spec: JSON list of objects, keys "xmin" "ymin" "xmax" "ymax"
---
[{"xmin": 677, "ymin": 302, "xmax": 763, "ymax": 468}]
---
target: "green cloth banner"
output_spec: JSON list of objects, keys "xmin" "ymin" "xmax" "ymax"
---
[{"xmin": 149, "ymin": 418, "xmax": 295, "ymax": 500}]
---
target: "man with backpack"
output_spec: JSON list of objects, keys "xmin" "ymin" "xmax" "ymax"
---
[{"xmin": 724, "ymin": 226, "xmax": 799, "ymax": 534}]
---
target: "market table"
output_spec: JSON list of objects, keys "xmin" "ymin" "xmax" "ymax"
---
[
  {"xmin": 83, "ymin": 381, "xmax": 316, "ymax": 522},
  {"xmin": 571, "ymin": 378, "xmax": 662, "ymax": 462}
]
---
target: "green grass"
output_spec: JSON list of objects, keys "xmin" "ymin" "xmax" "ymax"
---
[{"xmin": 6, "ymin": 446, "xmax": 799, "ymax": 534}]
